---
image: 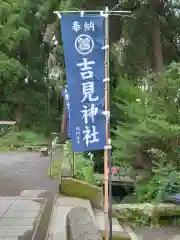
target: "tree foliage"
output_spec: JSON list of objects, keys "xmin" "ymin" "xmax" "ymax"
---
[
  {"xmin": 113, "ymin": 0, "xmax": 180, "ymax": 77},
  {"xmin": 0, "ymin": 0, "xmax": 60, "ymax": 132},
  {"xmin": 91, "ymin": 0, "xmax": 180, "ymax": 203},
  {"xmin": 113, "ymin": 62, "xmax": 180, "ymax": 166}
]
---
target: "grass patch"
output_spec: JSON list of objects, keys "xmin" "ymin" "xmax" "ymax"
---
[
  {"xmin": 102, "ymin": 234, "xmax": 130, "ymax": 240},
  {"xmin": 48, "ymin": 159, "xmax": 61, "ymax": 178},
  {"xmin": 0, "ymin": 130, "xmax": 49, "ymax": 151},
  {"xmin": 48, "ymin": 140, "xmax": 96, "ymax": 183},
  {"xmin": 48, "ymin": 146, "xmax": 62, "ymax": 179},
  {"xmin": 64, "ymin": 140, "xmax": 96, "ymax": 184},
  {"xmin": 0, "ymin": 130, "xmax": 50, "ymax": 154},
  {"xmin": 74, "ymin": 153, "xmax": 95, "ymax": 184},
  {"xmin": 0, "ymin": 146, "xmax": 12, "ymax": 153}
]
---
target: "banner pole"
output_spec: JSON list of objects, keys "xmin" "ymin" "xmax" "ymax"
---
[
  {"xmin": 104, "ymin": 5, "xmax": 112, "ymax": 240},
  {"xmin": 72, "ymin": 151, "xmax": 75, "ymax": 177}
]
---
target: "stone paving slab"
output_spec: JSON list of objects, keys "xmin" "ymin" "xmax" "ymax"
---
[
  {"xmin": 0, "ymin": 197, "xmax": 45, "ymax": 239},
  {"xmin": 57, "ymin": 195, "xmax": 95, "ymax": 220},
  {"xmin": 4, "ymin": 210, "xmax": 39, "ymax": 218},
  {"xmin": 10, "ymin": 200, "xmax": 41, "ymax": 211},
  {"xmin": 0, "ymin": 199, "xmax": 15, "ymax": 217},
  {"xmin": 0, "ymin": 217, "xmax": 36, "ymax": 226},
  {"xmin": 0, "ymin": 226, "xmax": 31, "ymax": 235}
]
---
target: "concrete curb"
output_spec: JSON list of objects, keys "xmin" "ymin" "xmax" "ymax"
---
[
  {"xmin": 45, "ymin": 195, "xmax": 58, "ymax": 240},
  {"xmin": 123, "ymin": 225, "xmax": 141, "ymax": 240}
]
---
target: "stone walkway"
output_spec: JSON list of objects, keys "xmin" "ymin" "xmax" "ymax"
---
[
  {"xmin": 0, "ymin": 152, "xmax": 59, "ymax": 239},
  {"xmin": 1, "ymin": 152, "xmax": 180, "ymax": 240},
  {"xmin": 0, "ymin": 197, "xmax": 45, "ymax": 239}
]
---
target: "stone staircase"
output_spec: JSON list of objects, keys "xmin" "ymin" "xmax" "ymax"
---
[{"xmin": 46, "ymin": 195, "xmax": 136, "ymax": 240}]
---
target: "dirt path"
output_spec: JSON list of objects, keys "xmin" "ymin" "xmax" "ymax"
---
[{"xmin": 0, "ymin": 151, "xmax": 59, "ymax": 239}]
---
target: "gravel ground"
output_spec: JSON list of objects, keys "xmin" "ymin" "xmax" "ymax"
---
[{"xmin": 0, "ymin": 152, "xmax": 58, "ymax": 195}]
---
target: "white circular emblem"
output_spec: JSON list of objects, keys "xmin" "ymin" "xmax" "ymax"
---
[{"xmin": 75, "ymin": 34, "xmax": 94, "ymax": 55}]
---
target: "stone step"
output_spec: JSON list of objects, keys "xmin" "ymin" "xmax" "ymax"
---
[{"xmin": 93, "ymin": 208, "xmax": 131, "ymax": 240}]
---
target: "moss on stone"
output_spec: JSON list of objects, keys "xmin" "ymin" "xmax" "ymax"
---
[
  {"xmin": 60, "ymin": 177, "xmax": 103, "ymax": 209},
  {"xmin": 113, "ymin": 203, "xmax": 180, "ymax": 218},
  {"xmin": 101, "ymin": 233, "xmax": 130, "ymax": 240},
  {"xmin": 113, "ymin": 203, "xmax": 180, "ymax": 227}
]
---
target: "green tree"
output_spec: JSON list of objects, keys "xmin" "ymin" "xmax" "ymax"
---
[{"xmin": 0, "ymin": 0, "xmax": 60, "ymax": 133}]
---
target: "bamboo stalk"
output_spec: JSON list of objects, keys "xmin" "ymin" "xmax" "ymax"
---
[
  {"xmin": 54, "ymin": 10, "xmax": 131, "ymax": 14},
  {"xmin": 104, "ymin": 6, "xmax": 111, "ymax": 240}
]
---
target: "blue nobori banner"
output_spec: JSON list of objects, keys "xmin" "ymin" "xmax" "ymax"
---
[
  {"xmin": 61, "ymin": 87, "xmax": 71, "ymax": 139},
  {"xmin": 60, "ymin": 14, "xmax": 106, "ymax": 152}
]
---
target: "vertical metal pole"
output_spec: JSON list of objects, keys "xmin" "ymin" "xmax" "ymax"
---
[
  {"xmin": 108, "ymin": 150, "xmax": 113, "ymax": 240},
  {"xmin": 104, "ymin": 5, "xmax": 112, "ymax": 240},
  {"xmin": 72, "ymin": 152, "xmax": 75, "ymax": 178}
]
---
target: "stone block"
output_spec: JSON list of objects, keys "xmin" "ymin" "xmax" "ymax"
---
[
  {"xmin": 67, "ymin": 207, "xmax": 102, "ymax": 240},
  {"xmin": 112, "ymin": 203, "xmax": 180, "ymax": 219},
  {"xmin": 61, "ymin": 178, "xmax": 103, "ymax": 209}
]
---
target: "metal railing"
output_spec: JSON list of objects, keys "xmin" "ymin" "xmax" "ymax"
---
[
  {"xmin": 48, "ymin": 133, "xmax": 75, "ymax": 180},
  {"xmin": 49, "ymin": 133, "xmax": 63, "ymax": 179}
]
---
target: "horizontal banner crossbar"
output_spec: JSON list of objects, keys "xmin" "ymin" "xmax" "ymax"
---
[{"xmin": 54, "ymin": 10, "xmax": 131, "ymax": 14}]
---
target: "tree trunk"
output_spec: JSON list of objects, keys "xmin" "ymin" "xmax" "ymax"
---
[
  {"xmin": 61, "ymin": 105, "xmax": 67, "ymax": 139},
  {"xmin": 150, "ymin": 0, "xmax": 164, "ymax": 73},
  {"xmin": 14, "ymin": 105, "xmax": 21, "ymax": 132}
]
